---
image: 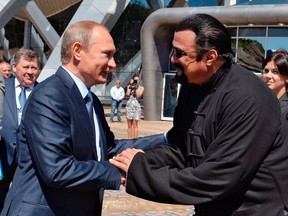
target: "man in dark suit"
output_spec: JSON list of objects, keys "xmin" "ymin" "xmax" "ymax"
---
[
  {"xmin": 0, "ymin": 48, "xmax": 41, "ymax": 211},
  {"xmin": 0, "ymin": 21, "xmax": 166, "ymax": 216},
  {"xmin": 0, "ymin": 72, "xmax": 5, "ymax": 181},
  {"xmin": 110, "ymin": 14, "xmax": 288, "ymax": 216}
]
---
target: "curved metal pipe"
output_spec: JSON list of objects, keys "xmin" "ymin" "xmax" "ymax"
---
[{"xmin": 141, "ymin": 4, "xmax": 288, "ymax": 121}]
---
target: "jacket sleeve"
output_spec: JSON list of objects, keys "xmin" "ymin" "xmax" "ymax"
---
[{"xmin": 107, "ymin": 133, "xmax": 167, "ymax": 158}]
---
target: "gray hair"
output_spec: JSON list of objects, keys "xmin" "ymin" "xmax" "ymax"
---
[
  {"xmin": 61, "ymin": 20, "xmax": 101, "ymax": 65},
  {"xmin": 13, "ymin": 48, "xmax": 42, "ymax": 69}
]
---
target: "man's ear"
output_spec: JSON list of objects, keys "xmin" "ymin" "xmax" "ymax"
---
[
  {"xmin": 12, "ymin": 62, "xmax": 17, "ymax": 72},
  {"xmin": 72, "ymin": 42, "xmax": 82, "ymax": 60},
  {"xmin": 205, "ymin": 49, "xmax": 218, "ymax": 65}
]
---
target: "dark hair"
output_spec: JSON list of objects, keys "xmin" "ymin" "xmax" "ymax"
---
[
  {"xmin": 262, "ymin": 49, "xmax": 288, "ymax": 76},
  {"xmin": 175, "ymin": 13, "xmax": 234, "ymax": 61}
]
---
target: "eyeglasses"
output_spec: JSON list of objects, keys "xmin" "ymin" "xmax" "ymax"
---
[{"xmin": 172, "ymin": 47, "xmax": 198, "ymax": 58}]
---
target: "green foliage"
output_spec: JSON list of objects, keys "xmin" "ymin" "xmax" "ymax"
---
[{"xmin": 238, "ymin": 38, "xmax": 265, "ymax": 53}]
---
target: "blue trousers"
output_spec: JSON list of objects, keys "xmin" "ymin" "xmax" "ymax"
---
[{"xmin": 110, "ymin": 99, "xmax": 123, "ymax": 122}]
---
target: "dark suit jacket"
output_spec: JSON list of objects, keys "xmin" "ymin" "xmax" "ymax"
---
[
  {"xmin": 0, "ymin": 76, "xmax": 38, "ymax": 165},
  {"xmin": 0, "ymin": 76, "xmax": 18, "ymax": 166},
  {"xmin": 0, "ymin": 76, "xmax": 19, "ymax": 210},
  {"xmin": 0, "ymin": 67, "xmax": 165, "ymax": 216}
]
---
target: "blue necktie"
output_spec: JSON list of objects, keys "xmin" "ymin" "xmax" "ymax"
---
[
  {"xmin": 85, "ymin": 91, "xmax": 95, "ymax": 137},
  {"xmin": 85, "ymin": 91, "xmax": 104, "ymax": 160},
  {"xmin": 19, "ymin": 86, "xmax": 27, "ymax": 112},
  {"xmin": 18, "ymin": 86, "xmax": 27, "ymax": 125}
]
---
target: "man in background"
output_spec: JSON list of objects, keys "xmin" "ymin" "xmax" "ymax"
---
[
  {"xmin": 110, "ymin": 79, "xmax": 124, "ymax": 122},
  {"xmin": 0, "ymin": 48, "xmax": 41, "ymax": 211},
  {"xmin": 0, "ymin": 60, "xmax": 12, "ymax": 79}
]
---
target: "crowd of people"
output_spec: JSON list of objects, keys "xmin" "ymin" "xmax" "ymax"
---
[{"xmin": 0, "ymin": 13, "xmax": 288, "ymax": 216}]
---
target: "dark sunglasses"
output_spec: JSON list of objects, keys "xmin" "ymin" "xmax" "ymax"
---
[{"xmin": 172, "ymin": 47, "xmax": 198, "ymax": 58}]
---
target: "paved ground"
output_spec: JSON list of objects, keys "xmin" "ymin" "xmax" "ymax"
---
[{"xmin": 102, "ymin": 108, "xmax": 195, "ymax": 216}]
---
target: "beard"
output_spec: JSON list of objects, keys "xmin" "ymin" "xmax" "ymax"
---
[{"xmin": 174, "ymin": 63, "xmax": 188, "ymax": 84}]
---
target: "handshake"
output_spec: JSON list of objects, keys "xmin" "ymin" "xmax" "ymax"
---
[{"xmin": 109, "ymin": 148, "xmax": 144, "ymax": 186}]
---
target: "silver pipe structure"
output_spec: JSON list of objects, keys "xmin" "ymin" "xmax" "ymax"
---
[{"xmin": 141, "ymin": 4, "xmax": 288, "ymax": 121}]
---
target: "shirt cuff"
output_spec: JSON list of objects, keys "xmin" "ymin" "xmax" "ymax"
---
[{"xmin": 163, "ymin": 133, "xmax": 168, "ymax": 143}]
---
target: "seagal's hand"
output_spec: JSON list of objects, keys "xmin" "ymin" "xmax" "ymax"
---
[{"xmin": 109, "ymin": 148, "xmax": 144, "ymax": 173}]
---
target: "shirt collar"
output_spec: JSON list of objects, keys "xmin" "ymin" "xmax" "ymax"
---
[
  {"xmin": 14, "ymin": 78, "xmax": 34, "ymax": 90},
  {"xmin": 61, "ymin": 66, "xmax": 89, "ymax": 99}
]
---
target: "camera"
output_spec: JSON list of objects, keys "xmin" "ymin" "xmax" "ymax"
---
[{"xmin": 133, "ymin": 79, "xmax": 138, "ymax": 84}]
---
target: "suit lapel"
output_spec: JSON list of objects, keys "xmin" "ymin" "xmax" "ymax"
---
[
  {"xmin": 5, "ymin": 77, "xmax": 18, "ymax": 125},
  {"xmin": 56, "ymin": 68, "xmax": 98, "ymax": 159}
]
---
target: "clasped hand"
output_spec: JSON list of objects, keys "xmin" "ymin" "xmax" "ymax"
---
[{"xmin": 109, "ymin": 148, "xmax": 144, "ymax": 186}]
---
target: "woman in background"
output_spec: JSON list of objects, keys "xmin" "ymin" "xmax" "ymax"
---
[
  {"xmin": 125, "ymin": 73, "xmax": 144, "ymax": 138},
  {"xmin": 262, "ymin": 49, "xmax": 288, "ymax": 122}
]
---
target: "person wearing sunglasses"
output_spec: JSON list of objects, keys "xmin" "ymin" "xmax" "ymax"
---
[
  {"xmin": 110, "ymin": 13, "xmax": 288, "ymax": 216},
  {"xmin": 262, "ymin": 49, "xmax": 288, "ymax": 123}
]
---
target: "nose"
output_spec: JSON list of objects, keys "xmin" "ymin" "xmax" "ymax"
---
[
  {"xmin": 109, "ymin": 57, "xmax": 116, "ymax": 69},
  {"xmin": 262, "ymin": 72, "xmax": 272, "ymax": 81},
  {"xmin": 170, "ymin": 53, "xmax": 177, "ymax": 64}
]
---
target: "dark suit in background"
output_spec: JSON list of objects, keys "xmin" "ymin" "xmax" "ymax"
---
[
  {"xmin": 0, "ymin": 76, "xmax": 38, "ymax": 210},
  {"xmin": 0, "ymin": 73, "xmax": 5, "ymax": 181},
  {"xmin": 0, "ymin": 48, "xmax": 41, "ymax": 211},
  {"xmin": 0, "ymin": 77, "xmax": 18, "ymax": 199},
  {"xmin": 0, "ymin": 72, "xmax": 4, "ymax": 138}
]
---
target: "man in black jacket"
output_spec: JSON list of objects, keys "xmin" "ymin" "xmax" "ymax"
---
[{"xmin": 110, "ymin": 14, "xmax": 288, "ymax": 216}]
